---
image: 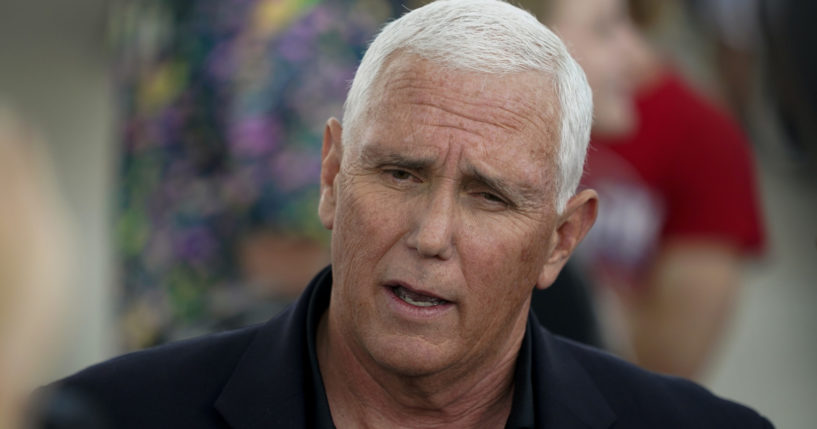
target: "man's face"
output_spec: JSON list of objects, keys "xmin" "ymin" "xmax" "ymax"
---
[{"xmin": 319, "ymin": 56, "xmax": 572, "ymax": 377}]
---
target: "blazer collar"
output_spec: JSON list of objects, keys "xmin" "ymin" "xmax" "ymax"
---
[{"xmin": 529, "ymin": 316, "xmax": 617, "ymax": 429}]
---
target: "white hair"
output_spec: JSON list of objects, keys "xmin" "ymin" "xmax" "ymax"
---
[{"xmin": 342, "ymin": 0, "xmax": 593, "ymax": 212}]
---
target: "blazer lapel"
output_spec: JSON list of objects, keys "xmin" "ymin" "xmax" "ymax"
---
[
  {"xmin": 214, "ymin": 271, "xmax": 327, "ymax": 429},
  {"xmin": 530, "ymin": 319, "xmax": 617, "ymax": 429}
]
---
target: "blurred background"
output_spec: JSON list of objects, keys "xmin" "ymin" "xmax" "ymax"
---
[{"xmin": 0, "ymin": 0, "xmax": 814, "ymax": 427}]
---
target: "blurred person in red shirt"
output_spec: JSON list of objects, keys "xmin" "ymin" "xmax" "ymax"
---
[{"xmin": 522, "ymin": 0, "xmax": 766, "ymax": 379}]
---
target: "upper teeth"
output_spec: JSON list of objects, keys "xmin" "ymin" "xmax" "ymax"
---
[{"xmin": 394, "ymin": 286, "xmax": 445, "ymax": 307}]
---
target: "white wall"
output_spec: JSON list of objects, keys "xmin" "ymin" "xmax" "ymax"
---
[{"xmin": 707, "ymin": 162, "xmax": 817, "ymax": 428}]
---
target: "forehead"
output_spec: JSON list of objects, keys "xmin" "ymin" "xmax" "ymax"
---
[
  {"xmin": 353, "ymin": 56, "xmax": 560, "ymax": 180},
  {"xmin": 370, "ymin": 56, "xmax": 558, "ymax": 136}
]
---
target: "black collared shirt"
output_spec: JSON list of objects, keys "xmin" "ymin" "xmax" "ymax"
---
[{"xmin": 304, "ymin": 272, "xmax": 535, "ymax": 428}]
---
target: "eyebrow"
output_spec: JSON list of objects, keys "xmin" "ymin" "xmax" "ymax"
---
[
  {"xmin": 360, "ymin": 145, "xmax": 435, "ymax": 172},
  {"xmin": 360, "ymin": 144, "xmax": 544, "ymax": 205}
]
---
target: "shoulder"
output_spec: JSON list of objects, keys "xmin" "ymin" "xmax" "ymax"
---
[
  {"xmin": 543, "ymin": 331, "xmax": 773, "ymax": 428},
  {"xmin": 35, "ymin": 324, "xmax": 263, "ymax": 427},
  {"xmin": 65, "ymin": 323, "xmax": 260, "ymax": 391}
]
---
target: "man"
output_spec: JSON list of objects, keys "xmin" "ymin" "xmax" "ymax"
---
[{"xmin": 38, "ymin": 0, "xmax": 772, "ymax": 427}]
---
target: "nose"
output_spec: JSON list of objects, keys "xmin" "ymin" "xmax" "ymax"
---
[{"xmin": 405, "ymin": 189, "xmax": 456, "ymax": 260}]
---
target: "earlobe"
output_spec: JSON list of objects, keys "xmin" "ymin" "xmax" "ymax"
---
[
  {"xmin": 318, "ymin": 118, "xmax": 343, "ymax": 230},
  {"xmin": 535, "ymin": 189, "xmax": 598, "ymax": 289}
]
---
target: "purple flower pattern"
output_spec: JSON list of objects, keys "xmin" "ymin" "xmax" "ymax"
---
[{"xmin": 114, "ymin": 0, "xmax": 406, "ymax": 349}]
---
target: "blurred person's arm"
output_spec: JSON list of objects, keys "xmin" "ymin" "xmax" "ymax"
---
[
  {"xmin": 622, "ymin": 68, "xmax": 765, "ymax": 380},
  {"xmin": 626, "ymin": 240, "xmax": 741, "ymax": 379}
]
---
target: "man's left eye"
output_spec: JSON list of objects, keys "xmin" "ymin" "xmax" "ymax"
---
[
  {"xmin": 389, "ymin": 170, "xmax": 412, "ymax": 180},
  {"xmin": 478, "ymin": 192, "xmax": 506, "ymax": 205},
  {"xmin": 383, "ymin": 169, "xmax": 418, "ymax": 183}
]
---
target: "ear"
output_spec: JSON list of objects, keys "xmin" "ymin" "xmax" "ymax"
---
[
  {"xmin": 318, "ymin": 118, "xmax": 343, "ymax": 230},
  {"xmin": 535, "ymin": 189, "xmax": 598, "ymax": 289}
]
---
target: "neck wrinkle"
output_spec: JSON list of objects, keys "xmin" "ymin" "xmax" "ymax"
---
[{"xmin": 317, "ymin": 307, "xmax": 526, "ymax": 428}]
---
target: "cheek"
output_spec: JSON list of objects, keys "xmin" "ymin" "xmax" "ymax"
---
[
  {"xmin": 332, "ymin": 182, "xmax": 406, "ymax": 271},
  {"xmin": 457, "ymin": 230, "xmax": 544, "ymax": 348},
  {"xmin": 459, "ymin": 218, "xmax": 551, "ymax": 299}
]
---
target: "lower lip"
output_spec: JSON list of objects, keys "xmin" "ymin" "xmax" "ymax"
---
[{"xmin": 384, "ymin": 286, "xmax": 454, "ymax": 319}]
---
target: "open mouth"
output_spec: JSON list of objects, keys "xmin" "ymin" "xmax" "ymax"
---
[{"xmin": 390, "ymin": 285, "xmax": 449, "ymax": 308}]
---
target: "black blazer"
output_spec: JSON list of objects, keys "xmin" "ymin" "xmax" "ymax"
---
[{"xmin": 39, "ymin": 267, "xmax": 773, "ymax": 428}]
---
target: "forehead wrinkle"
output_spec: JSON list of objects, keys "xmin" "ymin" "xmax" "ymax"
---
[
  {"xmin": 389, "ymin": 81, "xmax": 548, "ymax": 139},
  {"xmin": 377, "ymin": 60, "xmax": 555, "ymax": 137},
  {"xmin": 367, "ymin": 58, "xmax": 561, "ymax": 159}
]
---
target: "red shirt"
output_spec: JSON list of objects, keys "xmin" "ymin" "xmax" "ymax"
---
[{"xmin": 579, "ymin": 71, "xmax": 765, "ymax": 285}]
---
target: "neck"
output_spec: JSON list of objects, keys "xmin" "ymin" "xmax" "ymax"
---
[{"xmin": 316, "ymin": 310, "xmax": 525, "ymax": 429}]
